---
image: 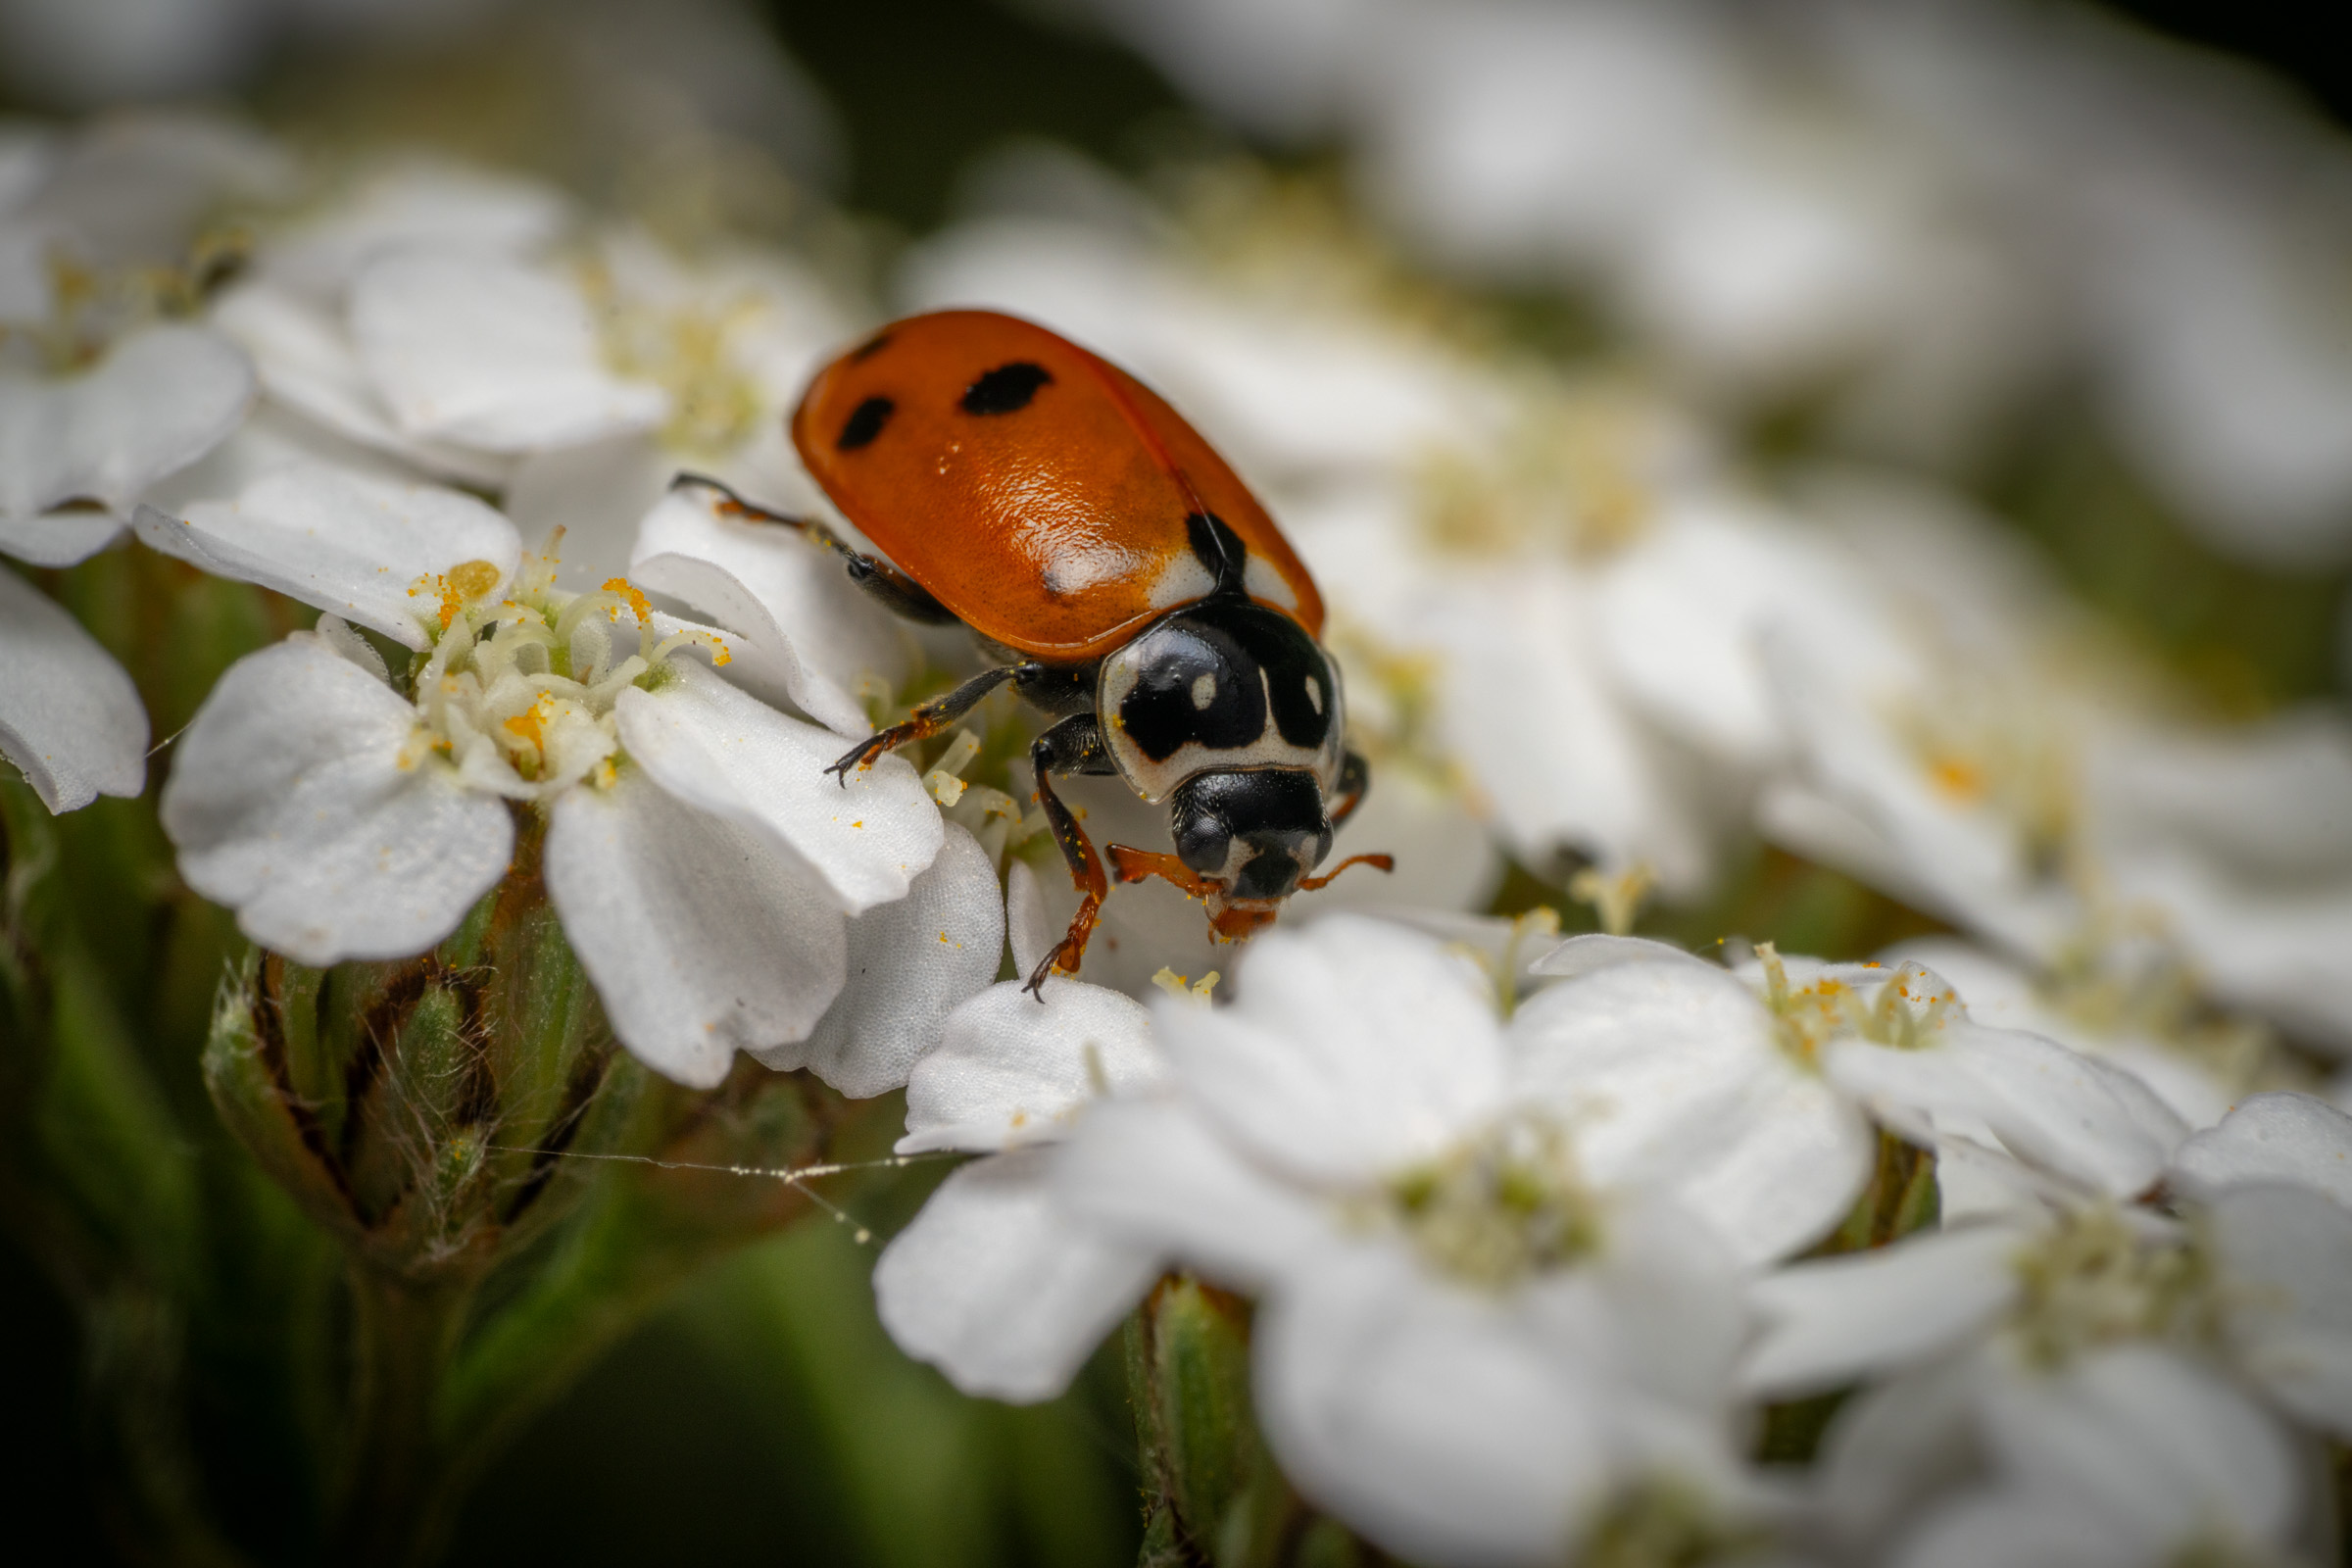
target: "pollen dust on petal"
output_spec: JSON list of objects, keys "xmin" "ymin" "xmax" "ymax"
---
[{"xmin": 1928, "ymin": 756, "xmax": 1985, "ymax": 803}]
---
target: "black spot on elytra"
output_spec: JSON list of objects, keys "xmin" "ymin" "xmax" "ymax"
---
[
  {"xmin": 838, "ymin": 396, "xmax": 894, "ymax": 451},
  {"xmin": 961, "ymin": 361, "xmax": 1053, "ymax": 415},
  {"xmin": 850, "ymin": 332, "xmax": 892, "ymax": 362},
  {"xmin": 1185, "ymin": 511, "xmax": 1249, "ymax": 597},
  {"xmin": 1116, "ymin": 601, "xmax": 1333, "ymax": 763}
]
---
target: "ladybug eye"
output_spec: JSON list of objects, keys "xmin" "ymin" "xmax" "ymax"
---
[
  {"xmin": 961, "ymin": 361, "xmax": 1053, "ymax": 415},
  {"xmin": 837, "ymin": 396, "xmax": 894, "ymax": 451}
]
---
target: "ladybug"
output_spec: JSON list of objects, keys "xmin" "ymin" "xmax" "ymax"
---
[{"xmin": 676, "ymin": 309, "xmax": 1390, "ymax": 996}]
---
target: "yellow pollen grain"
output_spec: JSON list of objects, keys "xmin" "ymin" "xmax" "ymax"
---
[
  {"xmin": 602, "ymin": 577, "xmax": 656, "ymax": 628},
  {"xmin": 449, "ymin": 559, "xmax": 502, "ymax": 601}
]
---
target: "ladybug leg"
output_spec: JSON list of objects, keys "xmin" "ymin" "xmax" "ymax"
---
[
  {"xmin": 824, "ymin": 661, "xmax": 1047, "ymax": 783},
  {"xmin": 1103, "ymin": 845, "xmax": 1217, "ymax": 899},
  {"xmin": 668, "ymin": 472, "xmax": 958, "ymax": 625},
  {"xmin": 1023, "ymin": 714, "xmax": 1119, "ymax": 999},
  {"xmin": 1329, "ymin": 749, "xmax": 1372, "ymax": 828}
]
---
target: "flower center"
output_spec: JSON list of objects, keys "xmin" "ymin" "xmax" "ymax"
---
[
  {"xmin": 3, "ymin": 231, "xmax": 249, "ymax": 374},
  {"xmin": 577, "ymin": 258, "xmax": 764, "ymax": 460},
  {"xmin": 1382, "ymin": 1114, "xmax": 1601, "ymax": 1290},
  {"xmin": 2009, "ymin": 1206, "xmax": 2216, "ymax": 1369},
  {"xmin": 2038, "ymin": 934, "xmax": 2275, "ymax": 1094},
  {"xmin": 1887, "ymin": 674, "xmax": 2078, "ymax": 880},
  {"xmin": 399, "ymin": 543, "xmax": 727, "ymax": 800},
  {"xmin": 1754, "ymin": 945, "xmax": 1957, "ymax": 1066},
  {"xmin": 1413, "ymin": 385, "xmax": 1667, "ymax": 563},
  {"xmin": 1579, "ymin": 1479, "xmax": 1751, "ymax": 1568}
]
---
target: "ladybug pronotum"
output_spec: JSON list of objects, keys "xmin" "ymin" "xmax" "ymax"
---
[{"xmin": 677, "ymin": 309, "xmax": 1390, "ymax": 996}]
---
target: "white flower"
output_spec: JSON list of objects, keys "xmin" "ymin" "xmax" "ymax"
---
[
  {"xmin": 1885, "ymin": 1345, "xmax": 2311, "ymax": 1568},
  {"xmin": 145, "ymin": 460, "xmax": 990, "ymax": 1089},
  {"xmin": 1532, "ymin": 932, "xmax": 2186, "ymax": 1224},
  {"xmin": 1760, "ymin": 476, "xmax": 2352, "ymax": 1058},
  {"xmin": 1744, "ymin": 1109, "xmax": 2352, "ymax": 1562},
  {"xmin": 1057, "ymin": 914, "xmax": 1754, "ymax": 1567},
  {"xmin": 220, "ymin": 172, "xmax": 857, "ymax": 583},
  {"xmin": 0, "ymin": 565, "xmax": 146, "ymax": 812},
  {"xmin": 0, "ymin": 111, "xmax": 279, "ymax": 565},
  {"xmin": 872, "ymin": 864, "xmax": 1169, "ymax": 1401}
]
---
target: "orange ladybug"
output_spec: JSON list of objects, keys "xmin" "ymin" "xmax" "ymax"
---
[{"xmin": 677, "ymin": 310, "xmax": 1389, "ymax": 995}]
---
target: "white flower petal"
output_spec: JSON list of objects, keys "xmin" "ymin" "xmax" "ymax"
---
[
  {"xmin": 1512, "ymin": 957, "xmax": 1872, "ymax": 1263},
  {"xmin": 1588, "ymin": 1191, "xmax": 1749, "ymax": 1415},
  {"xmin": 900, "ymin": 978, "xmax": 1160, "ymax": 1153},
  {"xmin": 1157, "ymin": 914, "xmax": 1507, "ymax": 1182},
  {"xmin": 543, "ymin": 767, "xmax": 848, "ymax": 1088},
  {"xmin": 260, "ymin": 158, "xmax": 570, "ymax": 297},
  {"xmin": 1515, "ymin": 958, "xmax": 1875, "ymax": 1264},
  {"xmin": 2206, "ymin": 1184, "xmax": 2352, "ymax": 1438},
  {"xmin": 1895, "ymin": 1492, "xmax": 2135, "ymax": 1568},
  {"xmin": 2170, "ymin": 1091, "xmax": 2352, "ymax": 1207},
  {"xmin": 350, "ymin": 248, "xmax": 666, "ymax": 452},
  {"xmin": 1430, "ymin": 566, "xmax": 1713, "ymax": 894},
  {"xmin": 1526, "ymin": 931, "xmax": 1723, "ymax": 981},
  {"xmin": 613, "ymin": 659, "xmax": 940, "ymax": 913},
  {"xmin": 212, "ymin": 280, "xmax": 514, "ymax": 488},
  {"xmin": 160, "ymin": 635, "xmax": 512, "ymax": 963},
  {"xmin": 1741, "ymin": 1223, "xmax": 2029, "ymax": 1398},
  {"xmin": 766, "ymin": 822, "xmax": 1004, "ymax": 1098},
  {"xmin": 872, "ymin": 1147, "xmax": 1161, "ymax": 1403},
  {"xmin": 135, "ymin": 464, "xmax": 519, "ymax": 649},
  {"xmin": 0, "ymin": 508, "xmax": 125, "ymax": 567},
  {"xmin": 1254, "ymin": 1246, "xmax": 1613, "ymax": 1568},
  {"xmin": 1825, "ymin": 1025, "xmax": 2184, "ymax": 1197},
  {"xmin": 1060, "ymin": 1099, "xmax": 1331, "ymax": 1291},
  {"xmin": 1005, "ymin": 858, "xmax": 1054, "ymax": 982},
  {"xmin": 626, "ymin": 547, "xmax": 872, "ymax": 737},
  {"xmin": 0, "ymin": 567, "xmax": 147, "ymax": 811},
  {"xmin": 631, "ymin": 486, "xmax": 912, "ymax": 727},
  {"xmin": 508, "ymin": 434, "xmax": 670, "ymax": 593},
  {"xmin": 1813, "ymin": 1357, "xmax": 1986, "ymax": 1554},
  {"xmin": 1976, "ymin": 1344, "xmax": 2301, "ymax": 1549},
  {"xmin": 0, "ymin": 323, "xmax": 253, "ymax": 518}
]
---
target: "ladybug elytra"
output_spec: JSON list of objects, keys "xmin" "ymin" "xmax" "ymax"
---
[{"xmin": 677, "ymin": 309, "xmax": 1389, "ymax": 996}]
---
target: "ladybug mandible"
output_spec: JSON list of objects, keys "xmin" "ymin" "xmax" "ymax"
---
[{"xmin": 677, "ymin": 309, "xmax": 1390, "ymax": 996}]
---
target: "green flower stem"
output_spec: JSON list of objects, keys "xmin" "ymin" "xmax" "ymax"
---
[
  {"xmin": 1127, "ymin": 1276, "xmax": 1369, "ymax": 1568},
  {"xmin": 333, "ymin": 1265, "xmax": 477, "ymax": 1568}
]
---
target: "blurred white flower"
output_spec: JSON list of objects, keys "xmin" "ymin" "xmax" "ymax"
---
[
  {"xmin": 219, "ymin": 165, "xmax": 858, "ymax": 583},
  {"xmin": 1059, "ymin": 914, "xmax": 1755, "ymax": 1567},
  {"xmin": 142, "ymin": 460, "xmax": 985, "ymax": 1088},
  {"xmin": 1762, "ymin": 475, "xmax": 2352, "ymax": 1059},
  {"xmin": 1883, "ymin": 1345, "xmax": 2311, "ymax": 1568},
  {"xmin": 0, "ymin": 111, "xmax": 283, "ymax": 564},
  {"xmin": 873, "ymin": 862, "xmax": 1168, "ymax": 1400},
  {"xmin": 0, "ymin": 566, "xmax": 147, "ymax": 812},
  {"xmin": 1745, "ymin": 1119, "xmax": 2352, "ymax": 1565}
]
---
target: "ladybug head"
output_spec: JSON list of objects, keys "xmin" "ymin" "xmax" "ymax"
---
[{"xmin": 1168, "ymin": 768, "xmax": 1333, "ymax": 913}]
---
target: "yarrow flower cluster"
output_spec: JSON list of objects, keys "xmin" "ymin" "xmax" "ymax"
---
[{"xmin": 8, "ymin": 2, "xmax": 2352, "ymax": 1564}]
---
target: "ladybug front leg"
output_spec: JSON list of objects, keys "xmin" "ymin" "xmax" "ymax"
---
[
  {"xmin": 1023, "ymin": 714, "xmax": 1119, "ymax": 999},
  {"xmin": 825, "ymin": 662, "xmax": 1046, "ymax": 783},
  {"xmin": 669, "ymin": 472, "xmax": 958, "ymax": 625}
]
